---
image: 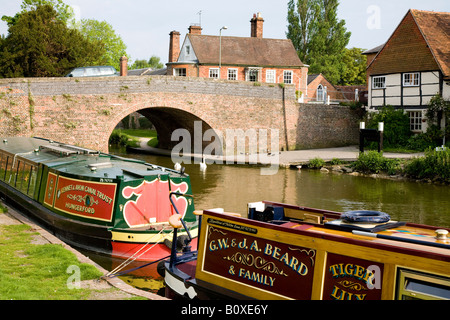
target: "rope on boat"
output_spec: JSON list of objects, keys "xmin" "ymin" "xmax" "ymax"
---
[{"xmin": 104, "ymin": 226, "xmax": 173, "ymax": 278}]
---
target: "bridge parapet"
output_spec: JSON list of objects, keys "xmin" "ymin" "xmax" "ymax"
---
[{"xmin": 0, "ymin": 76, "xmax": 298, "ymax": 152}]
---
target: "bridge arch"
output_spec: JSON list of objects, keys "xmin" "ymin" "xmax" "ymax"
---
[{"xmin": 109, "ymin": 106, "xmax": 223, "ymax": 154}]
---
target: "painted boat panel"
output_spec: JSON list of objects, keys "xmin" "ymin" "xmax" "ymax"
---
[
  {"xmin": 0, "ymin": 137, "xmax": 198, "ymax": 262},
  {"xmin": 165, "ymin": 203, "xmax": 450, "ymax": 300}
]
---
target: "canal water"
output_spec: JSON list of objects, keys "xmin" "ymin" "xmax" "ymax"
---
[{"xmin": 87, "ymin": 148, "xmax": 450, "ymax": 295}]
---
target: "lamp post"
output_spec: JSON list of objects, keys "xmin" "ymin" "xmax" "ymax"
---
[{"xmin": 219, "ymin": 26, "xmax": 228, "ymax": 79}]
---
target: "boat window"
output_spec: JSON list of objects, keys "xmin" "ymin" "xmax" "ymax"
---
[
  {"xmin": 27, "ymin": 166, "xmax": 37, "ymax": 197},
  {"xmin": 0, "ymin": 151, "xmax": 6, "ymax": 181},
  {"xmin": 397, "ymin": 269, "xmax": 450, "ymax": 300},
  {"xmin": 4, "ymin": 156, "xmax": 14, "ymax": 185},
  {"xmin": 15, "ymin": 160, "xmax": 25, "ymax": 190}
]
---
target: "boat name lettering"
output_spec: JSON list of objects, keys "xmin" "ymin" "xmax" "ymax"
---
[
  {"xmin": 329, "ymin": 263, "xmax": 375, "ymax": 283},
  {"xmin": 65, "ymin": 202, "xmax": 95, "ymax": 214},
  {"xmin": 207, "ymin": 218, "xmax": 257, "ymax": 234},
  {"xmin": 59, "ymin": 184, "xmax": 113, "ymax": 204},
  {"xmin": 327, "ymin": 263, "xmax": 377, "ymax": 300},
  {"xmin": 210, "ymin": 238, "xmax": 309, "ymax": 277}
]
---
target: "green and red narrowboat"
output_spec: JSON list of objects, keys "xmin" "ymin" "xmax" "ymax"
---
[
  {"xmin": 0, "ymin": 137, "xmax": 197, "ymax": 262},
  {"xmin": 163, "ymin": 201, "xmax": 450, "ymax": 300}
]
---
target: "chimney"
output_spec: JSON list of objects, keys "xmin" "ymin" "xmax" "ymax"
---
[
  {"xmin": 119, "ymin": 56, "xmax": 128, "ymax": 76},
  {"xmin": 169, "ymin": 31, "xmax": 181, "ymax": 63},
  {"xmin": 250, "ymin": 12, "xmax": 264, "ymax": 38},
  {"xmin": 189, "ymin": 25, "xmax": 202, "ymax": 35}
]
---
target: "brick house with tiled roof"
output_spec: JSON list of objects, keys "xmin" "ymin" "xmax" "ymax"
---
[
  {"xmin": 366, "ymin": 9, "xmax": 450, "ymax": 133},
  {"xmin": 166, "ymin": 13, "xmax": 309, "ymax": 99}
]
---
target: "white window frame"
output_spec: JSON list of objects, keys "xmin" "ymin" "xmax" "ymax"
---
[
  {"xmin": 372, "ymin": 76, "xmax": 386, "ymax": 89},
  {"xmin": 317, "ymin": 84, "xmax": 327, "ymax": 103},
  {"xmin": 174, "ymin": 68, "xmax": 186, "ymax": 77},
  {"xmin": 209, "ymin": 68, "xmax": 219, "ymax": 79},
  {"xmin": 246, "ymin": 68, "xmax": 260, "ymax": 82},
  {"xmin": 283, "ymin": 70, "xmax": 293, "ymax": 84},
  {"xmin": 409, "ymin": 111, "xmax": 423, "ymax": 132},
  {"xmin": 266, "ymin": 70, "xmax": 276, "ymax": 83},
  {"xmin": 228, "ymin": 69, "xmax": 238, "ymax": 81},
  {"xmin": 403, "ymin": 72, "xmax": 420, "ymax": 87}
]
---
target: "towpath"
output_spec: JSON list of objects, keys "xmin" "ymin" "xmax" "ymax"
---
[{"xmin": 133, "ymin": 139, "xmax": 424, "ymax": 168}]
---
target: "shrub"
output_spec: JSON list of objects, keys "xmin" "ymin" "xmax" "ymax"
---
[
  {"xmin": 367, "ymin": 106, "xmax": 412, "ymax": 148},
  {"xmin": 404, "ymin": 148, "xmax": 450, "ymax": 182},
  {"xmin": 353, "ymin": 151, "xmax": 401, "ymax": 175},
  {"xmin": 309, "ymin": 157, "xmax": 325, "ymax": 169}
]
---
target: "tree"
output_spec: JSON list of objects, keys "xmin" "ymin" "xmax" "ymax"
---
[
  {"xmin": 286, "ymin": 0, "xmax": 320, "ymax": 64},
  {"xmin": 287, "ymin": 0, "xmax": 351, "ymax": 84},
  {"xmin": 340, "ymin": 47, "xmax": 367, "ymax": 85},
  {"xmin": 0, "ymin": 5, "xmax": 106, "ymax": 78},
  {"xmin": 76, "ymin": 19, "xmax": 128, "ymax": 71},
  {"xmin": 2, "ymin": 0, "xmax": 74, "ymax": 27},
  {"xmin": 130, "ymin": 56, "xmax": 164, "ymax": 70}
]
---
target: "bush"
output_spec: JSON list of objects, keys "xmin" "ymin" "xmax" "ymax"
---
[
  {"xmin": 109, "ymin": 130, "xmax": 129, "ymax": 147},
  {"xmin": 404, "ymin": 148, "xmax": 450, "ymax": 182},
  {"xmin": 367, "ymin": 106, "xmax": 412, "ymax": 148},
  {"xmin": 309, "ymin": 157, "xmax": 325, "ymax": 169},
  {"xmin": 353, "ymin": 151, "xmax": 401, "ymax": 175}
]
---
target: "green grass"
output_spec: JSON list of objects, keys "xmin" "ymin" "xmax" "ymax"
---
[
  {"xmin": 109, "ymin": 129, "xmax": 159, "ymax": 148},
  {"xmin": 0, "ymin": 224, "xmax": 103, "ymax": 300}
]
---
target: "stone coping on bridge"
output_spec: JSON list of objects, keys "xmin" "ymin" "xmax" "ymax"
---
[{"xmin": 0, "ymin": 75, "xmax": 297, "ymax": 100}]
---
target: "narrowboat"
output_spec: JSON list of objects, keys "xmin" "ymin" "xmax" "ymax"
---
[
  {"xmin": 163, "ymin": 201, "xmax": 450, "ymax": 300},
  {"xmin": 0, "ymin": 137, "xmax": 197, "ymax": 262}
]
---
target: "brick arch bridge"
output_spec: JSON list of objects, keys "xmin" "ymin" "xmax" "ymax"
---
[{"xmin": 0, "ymin": 76, "xmax": 359, "ymax": 154}]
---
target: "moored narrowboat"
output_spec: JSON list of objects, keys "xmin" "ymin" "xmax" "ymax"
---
[
  {"xmin": 0, "ymin": 137, "xmax": 197, "ymax": 262},
  {"xmin": 163, "ymin": 201, "xmax": 450, "ymax": 300}
]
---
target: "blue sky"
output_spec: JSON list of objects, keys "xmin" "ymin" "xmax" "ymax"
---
[{"xmin": 1, "ymin": 0, "xmax": 449, "ymax": 64}]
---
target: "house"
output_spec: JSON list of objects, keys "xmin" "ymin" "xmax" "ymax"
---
[
  {"xmin": 305, "ymin": 73, "xmax": 366, "ymax": 105},
  {"xmin": 305, "ymin": 74, "xmax": 338, "ymax": 103},
  {"xmin": 166, "ymin": 13, "xmax": 309, "ymax": 97},
  {"xmin": 366, "ymin": 9, "xmax": 450, "ymax": 133}
]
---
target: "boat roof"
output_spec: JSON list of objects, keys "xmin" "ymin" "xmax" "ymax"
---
[
  {"xmin": 0, "ymin": 137, "xmax": 185, "ymax": 182},
  {"xmin": 206, "ymin": 202, "xmax": 450, "ymax": 260}
]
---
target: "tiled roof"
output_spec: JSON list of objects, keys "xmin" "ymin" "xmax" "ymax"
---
[
  {"xmin": 412, "ymin": 9, "xmax": 450, "ymax": 79},
  {"xmin": 368, "ymin": 9, "xmax": 450, "ymax": 79},
  {"xmin": 187, "ymin": 34, "xmax": 304, "ymax": 68}
]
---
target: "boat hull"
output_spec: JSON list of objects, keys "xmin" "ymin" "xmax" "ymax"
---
[{"xmin": 0, "ymin": 180, "xmax": 196, "ymax": 262}]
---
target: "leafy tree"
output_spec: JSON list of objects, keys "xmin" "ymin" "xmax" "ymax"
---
[
  {"xmin": 76, "ymin": 19, "xmax": 128, "ymax": 71},
  {"xmin": 130, "ymin": 56, "xmax": 164, "ymax": 70},
  {"xmin": 0, "ymin": 5, "xmax": 106, "ymax": 78},
  {"xmin": 286, "ymin": 0, "xmax": 320, "ymax": 64},
  {"xmin": 287, "ymin": 0, "xmax": 351, "ymax": 84},
  {"xmin": 340, "ymin": 47, "xmax": 367, "ymax": 85},
  {"xmin": 2, "ymin": 0, "xmax": 74, "ymax": 27}
]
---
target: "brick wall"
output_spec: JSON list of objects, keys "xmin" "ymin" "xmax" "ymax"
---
[
  {"xmin": 295, "ymin": 103, "xmax": 360, "ymax": 149},
  {"xmin": 0, "ymin": 76, "xmax": 359, "ymax": 153}
]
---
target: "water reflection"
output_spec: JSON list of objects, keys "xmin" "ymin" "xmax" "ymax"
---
[
  {"xmin": 113, "ymin": 148, "xmax": 450, "ymax": 228},
  {"xmin": 91, "ymin": 147, "xmax": 450, "ymax": 295}
]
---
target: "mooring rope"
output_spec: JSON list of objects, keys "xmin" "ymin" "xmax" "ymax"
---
[{"xmin": 105, "ymin": 226, "xmax": 173, "ymax": 278}]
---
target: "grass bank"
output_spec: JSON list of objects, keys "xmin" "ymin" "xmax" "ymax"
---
[
  {"xmin": 308, "ymin": 148, "xmax": 450, "ymax": 184},
  {"xmin": 0, "ymin": 222, "xmax": 104, "ymax": 299}
]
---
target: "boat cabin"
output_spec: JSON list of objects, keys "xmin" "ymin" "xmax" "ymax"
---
[{"xmin": 165, "ymin": 201, "xmax": 450, "ymax": 300}]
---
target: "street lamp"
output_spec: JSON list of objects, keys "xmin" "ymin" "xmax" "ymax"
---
[{"xmin": 219, "ymin": 26, "xmax": 228, "ymax": 79}]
